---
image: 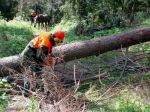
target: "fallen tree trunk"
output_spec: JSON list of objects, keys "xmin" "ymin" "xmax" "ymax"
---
[
  {"xmin": 53, "ymin": 27, "xmax": 150, "ymax": 61},
  {"xmin": 0, "ymin": 27, "xmax": 150, "ymax": 76},
  {"xmin": 0, "ymin": 55, "xmax": 21, "ymax": 76}
]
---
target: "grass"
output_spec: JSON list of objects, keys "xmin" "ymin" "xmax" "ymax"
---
[
  {"xmin": 83, "ymin": 72, "xmax": 150, "ymax": 112},
  {"xmin": 0, "ymin": 93, "xmax": 8, "ymax": 112},
  {"xmin": 0, "ymin": 20, "xmax": 34, "ymax": 57},
  {"xmin": 26, "ymin": 96, "xmax": 38, "ymax": 112}
]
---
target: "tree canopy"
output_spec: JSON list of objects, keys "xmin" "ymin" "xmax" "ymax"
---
[
  {"xmin": 0, "ymin": 0, "xmax": 150, "ymax": 31},
  {"xmin": 0, "ymin": 0, "xmax": 18, "ymax": 20}
]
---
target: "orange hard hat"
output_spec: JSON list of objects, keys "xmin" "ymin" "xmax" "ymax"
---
[{"xmin": 54, "ymin": 30, "xmax": 65, "ymax": 40}]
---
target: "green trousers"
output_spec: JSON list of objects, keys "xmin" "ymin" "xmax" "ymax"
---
[{"xmin": 21, "ymin": 43, "xmax": 42, "ymax": 72}]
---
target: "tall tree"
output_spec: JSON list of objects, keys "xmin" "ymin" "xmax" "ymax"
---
[{"xmin": 0, "ymin": 0, "xmax": 18, "ymax": 20}]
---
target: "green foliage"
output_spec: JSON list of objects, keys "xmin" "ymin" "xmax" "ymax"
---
[
  {"xmin": 78, "ymin": 80, "xmax": 93, "ymax": 93},
  {"xmin": 63, "ymin": 0, "xmax": 150, "ymax": 35},
  {"xmin": 94, "ymin": 27, "xmax": 121, "ymax": 37},
  {"xmin": 142, "ymin": 18, "xmax": 150, "ymax": 26},
  {"xmin": 86, "ymin": 92, "xmax": 150, "ymax": 112},
  {"xmin": 129, "ymin": 42, "xmax": 150, "ymax": 53},
  {"xmin": 0, "ymin": 93, "xmax": 8, "ymax": 112},
  {"xmin": 85, "ymin": 72, "xmax": 150, "ymax": 112},
  {"xmin": 117, "ymin": 98, "xmax": 150, "ymax": 112},
  {"xmin": 60, "ymin": 0, "xmax": 77, "ymax": 20},
  {"xmin": 26, "ymin": 96, "xmax": 37, "ymax": 112},
  {"xmin": 0, "ymin": 20, "xmax": 33, "ymax": 57},
  {"xmin": 0, "ymin": 0, "xmax": 18, "ymax": 20},
  {"xmin": 117, "ymin": 98, "xmax": 142, "ymax": 112}
]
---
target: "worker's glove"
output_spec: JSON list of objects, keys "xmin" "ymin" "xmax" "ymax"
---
[
  {"xmin": 47, "ymin": 56, "xmax": 64, "ymax": 65},
  {"xmin": 48, "ymin": 57, "xmax": 55, "ymax": 65},
  {"xmin": 55, "ymin": 57, "xmax": 63, "ymax": 65}
]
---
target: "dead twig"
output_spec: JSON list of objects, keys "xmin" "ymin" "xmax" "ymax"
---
[{"xmin": 97, "ymin": 47, "xmax": 128, "ymax": 101}]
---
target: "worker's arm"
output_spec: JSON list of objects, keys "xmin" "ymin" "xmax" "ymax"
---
[{"xmin": 36, "ymin": 45, "xmax": 49, "ymax": 62}]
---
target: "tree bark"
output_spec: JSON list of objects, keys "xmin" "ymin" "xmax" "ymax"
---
[
  {"xmin": 0, "ymin": 55, "xmax": 21, "ymax": 76},
  {"xmin": 53, "ymin": 27, "xmax": 150, "ymax": 62},
  {"xmin": 0, "ymin": 27, "xmax": 150, "ymax": 76}
]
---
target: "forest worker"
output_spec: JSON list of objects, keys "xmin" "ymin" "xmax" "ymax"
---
[
  {"xmin": 21, "ymin": 30, "xmax": 65, "ymax": 72},
  {"xmin": 31, "ymin": 10, "xmax": 37, "ymax": 17},
  {"xmin": 3, "ymin": 30, "xmax": 65, "ymax": 97},
  {"xmin": 4, "ymin": 30, "xmax": 64, "ymax": 97},
  {"xmin": 30, "ymin": 10, "xmax": 37, "ymax": 24}
]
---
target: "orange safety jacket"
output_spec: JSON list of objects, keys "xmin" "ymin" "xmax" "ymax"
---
[{"xmin": 31, "ymin": 32, "xmax": 52, "ymax": 53}]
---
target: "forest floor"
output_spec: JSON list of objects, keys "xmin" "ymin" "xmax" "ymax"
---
[{"xmin": 1, "ymin": 50, "xmax": 150, "ymax": 112}]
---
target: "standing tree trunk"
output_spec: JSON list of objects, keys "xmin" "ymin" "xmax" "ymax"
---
[{"xmin": 0, "ymin": 27, "xmax": 150, "ymax": 76}]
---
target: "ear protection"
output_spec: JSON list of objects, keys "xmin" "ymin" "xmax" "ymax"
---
[{"xmin": 54, "ymin": 37, "xmax": 59, "ymax": 43}]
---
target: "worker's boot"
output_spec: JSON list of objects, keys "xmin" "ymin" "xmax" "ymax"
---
[
  {"xmin": 22, "ymin": 81, "xmax": 31, "ymax": 97},
  {"xmin": 2, "ymin": 76, "xmax": 31, "ymax": 97},
  {"xmin": 14, "ymin": 80, "xmax": 31, "ymax": 97}
]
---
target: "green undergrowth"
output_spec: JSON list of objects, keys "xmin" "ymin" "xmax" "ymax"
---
[
  {"xmin": 0, "ymin": 20, "xmax": 39, "ymax": 57},
  {"xmin": 78, "ymin": 72, "xmax": 150, "ymax": 112},
  {"xmin": 0, "ymin": 93, "xmax": 8, "ymax": 112},
  {"xmin": 26, "ymin": 96, "xmax": 38, "ymax": 112}
]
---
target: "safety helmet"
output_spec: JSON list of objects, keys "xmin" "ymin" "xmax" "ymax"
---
[{"xmin": 54, "ymin": 30, "xmax": 65, "ymax": 41}]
